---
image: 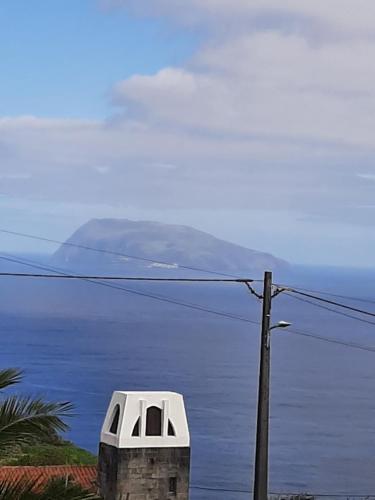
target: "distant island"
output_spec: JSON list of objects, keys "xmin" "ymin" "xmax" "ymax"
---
[{"xmin": 52, "ymin": 218, "xmax": 289, "ymax": 275}]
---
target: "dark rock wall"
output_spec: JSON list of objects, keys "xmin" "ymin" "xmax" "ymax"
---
[{"xmin": 98, "ymin": 443, "xmax": 190, "ymax": 500}]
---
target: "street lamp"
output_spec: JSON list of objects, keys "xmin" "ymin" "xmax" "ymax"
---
[
  {"xmin": 270, "ymin": 320, "xmax": 292, "ymax": 330},
  {"xmin": 267, "ymin": 321, "xmax": 291, "ymax": 348}
]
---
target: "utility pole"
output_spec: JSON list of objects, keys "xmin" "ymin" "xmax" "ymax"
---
[{"xmin": 253, "ymin": 271, "xmax": 273, "ymax": 500}]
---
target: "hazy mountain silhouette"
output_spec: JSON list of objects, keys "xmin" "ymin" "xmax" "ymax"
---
[{"xmin": 51, "ymin": 219, "xmax": 288, "ymax": 275}]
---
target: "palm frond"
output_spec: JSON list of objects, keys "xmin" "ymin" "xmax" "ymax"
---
[
  {"xmin": 0, "ymin": 369, "xmax": 23, "ymax": 391},
  {"xmin": 0, "ymin": 396, "xmax": 74, "ymax": 449},
  {"xmin": 38, "ymin": 477, "xmax": 100, "ymax": 499},
  {"xmin": 0, "ymin": 477, "xmax": 38, "ymax": 499},
  {"xmin": 0, "ymin": 476, "xmax": 100, "ymax": 499}
]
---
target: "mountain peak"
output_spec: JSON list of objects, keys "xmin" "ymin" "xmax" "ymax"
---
[{"xmin": 52, "ymin": 218, "xmax": 288, "ymax": 275}]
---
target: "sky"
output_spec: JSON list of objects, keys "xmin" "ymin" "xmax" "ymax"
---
[{"xmin": 1, "ymin": 0, "xmax": 375, "ymax": 267}]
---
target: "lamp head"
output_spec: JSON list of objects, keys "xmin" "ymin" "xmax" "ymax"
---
[
  {"xmin": 269, "ymin": 320, "xmax": 292, "ymax": 331},
  {"xmin": 276, "ymin": 321, "xmax": 291, "ymax": 328}
]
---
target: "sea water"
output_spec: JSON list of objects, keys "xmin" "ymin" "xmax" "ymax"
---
[{"xmin": 0, "ymin": 266, "xmax": 375, "ymax": 499}]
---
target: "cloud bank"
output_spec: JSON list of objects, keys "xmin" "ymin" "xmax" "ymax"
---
[
  {"xmin": 106, "ymin": 0, "xmax": 375, "ymax": 35},
  {"xmin": 2, "ymin": 0, "xmax": 375, "ymax": 243}
]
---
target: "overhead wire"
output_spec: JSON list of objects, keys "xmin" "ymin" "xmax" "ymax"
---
[
  {"xmin": 285, "ymin": 328, "xmax": 375, "ymax": 354},
  {"xmin": 0, "ymin": 254, "xmax": 68, "ymax": 276},
  {"xmin": 4, "ymin": 232, "xmax": 375, "ymax": 494},
  {"xmin": 190, "ymin": 484, "xmax": 375, "ymax": 497},
  {"xmin": 2, "ymin": 254, "xmax": 375, "ymax": 354},
  {"xmin": 2, "ymin": 261, "xmax": 375, "ymax": 325},
  {"xmin": 285, "ymin": 288, "xmax": 375, "ymax": 318},
  {"xmin": 0, "ymin": 264, "xmax": 263, "ymax": 303},
  {"xmin": 284, "ymin": 292, "xmax": 375, "ymax": 327},
  {"xmin": 5, "ymin": 246, "xmax": 375, "ymax": 500},
  {"xmin": 2, "ymin": 232, "xmax": 375, "ymax": 344},
  {"xmin": 0, "ymin": 228, "xmax": 245, "ymax": 279},
  {"xmin": 0, "ymin": 271, "xmax": 253, "ymax": 283},
  {"xmin": 2, "ymin": 227, "xmax": 375, "ymax": 308},
  {"xmin": 275, "ymin": 283, "xmax": 375, "ymax": 306},
  {"xmin": 271, "ymin": 494, "xmax": 375, "ymax": 499},
  {"xmin": 190, "ymin": 484, "xmax": 251, "ymax": 493},
  {"xmin": 0, "ymin": 254, "xmax": 260, "ymax": 325}
]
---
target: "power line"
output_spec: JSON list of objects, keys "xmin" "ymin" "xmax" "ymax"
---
[
  {"xmin": 191, "ymin": 485, "xmax": 375, "ymax": 497},
  {"xmin": 190, "ymin": 484, "xmax": 251, "ymax": 493},
  {"xmin": 270, "ymin": 491, "xmax": 375, "ymax": 500},
  {"xmin": 2, "ymin": 227, "xmax": 375, "ymax": 308},
  {"xmin": 3, "ymin": 263, "xmax": 375, "ymax": 324},
  {"xmin": 284, "ymin": 292, "xmax": 375, "ymax": 327},
  {"xmin": 286, "ymin": 288, "xmax": 375, "ymax": 318},
  {"xmin": 2, "ymin": 256, "xmax": 375, "ymax": 353},
  {"xmin": 0, "ymin": 254, "xmax": 260, "ymax": 325},
  {"xmin": 276, "ymin": 283, "xmax": 375, "ymax": 306},
  {"xmin": 5, "ymin": 233, "xmax": 375, "ymax": 494},
  {"xmin": 286, "ymin": 328, "xmax": 375, "ymax": 354},
  {"xmin": 0, "ymin": 271, "xmax": 253, "ymax": 284},
  {"xmin": 0, "ymin": 254, "xmax": 69, "ymax": 276},
  {"xmin": 0, "ymin": 228, "xmax": 245, "ymax": 279}
]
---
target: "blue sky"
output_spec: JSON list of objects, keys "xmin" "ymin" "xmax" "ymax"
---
[
  {"xmin": 1, "ymin": 0, "xmax": 375, "ymax": 267},
  {"xmin": 0, "ymin": 0, "xmax": 196, "ymax": 118}
]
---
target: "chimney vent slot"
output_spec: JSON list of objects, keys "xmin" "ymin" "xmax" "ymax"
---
[
  {"xmin": 168, "ymin": 420, "xmax": 176, "ymax": 436},
  {"xmin": 109, "ymin": 405, "xmax": 120, "ymax": 435},
  {"xmin": 146, "ymin": 406, "xmax": 162, "ymax": 436},
  {"xmin": 131, "ymin": 418, "xmax": 140, "ymax": 437}
]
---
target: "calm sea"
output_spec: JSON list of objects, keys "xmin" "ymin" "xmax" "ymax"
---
[{"xmin": 0, "ymin": 264, "xmax": 375, "ymax": 499}]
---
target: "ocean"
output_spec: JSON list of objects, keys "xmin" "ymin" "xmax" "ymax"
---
[{"xmin": 0, "ymin": 263, "xmax": 375, "ymax": 499}]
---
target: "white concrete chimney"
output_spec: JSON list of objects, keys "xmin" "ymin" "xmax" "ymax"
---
[{"xmin": 98, "ymin": 391, "xmax": 190, "ymax": 500}]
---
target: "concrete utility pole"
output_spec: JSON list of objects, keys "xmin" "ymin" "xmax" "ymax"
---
[{"xmin": 253, "ymin": 271, "xmax": 273, "ymax": 500}]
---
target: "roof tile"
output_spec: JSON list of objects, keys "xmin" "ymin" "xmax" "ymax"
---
[{"xmin": 0, "ymin": 465, "xmax": 98, "ymax": 492}]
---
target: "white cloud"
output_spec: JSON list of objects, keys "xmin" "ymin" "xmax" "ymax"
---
[
  {"xmin": 358, "ymin": 173, "xmax": 375, "ymax": 181},
  {"xmin": 2, "ymin": 0, "xmax": 375, "ymax": 244},
  {"xmin": 105, "ymin": 0, "xmax": 375, "ymax": 36},
  {"xmin": 114, "ymin": 32, "xmax": 375, "ymax": 149},
  {"xmin": 0, "ymin": 109, "xmax": 370, "ymax": 223}
]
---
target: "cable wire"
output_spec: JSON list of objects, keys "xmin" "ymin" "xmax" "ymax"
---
[
  {"xmin": 0, "ymin": 254, "xmax": 260, "ymax": 325},
  {"xmin": 3, "ymin": 227, "xmax": 375, "ymax": 309},
  {"xmin": 191, "ymin": 485, "xmax": 375, "ymax": 497},
  {"xmin": 286, "ymin": 288, "xmax": 375, "ymax": 318},
  {"xmin": 2, "ymin": 256, "xmax": 375, "ymax": 354},
  {"xmin": 276, "ymin": 283, "xmax": 375, "ymax": 306},
  {"xmin": 286, "ymin": 328, "xmax": 375, "ymax": 354},
  {"xmin": 3, "ymin": 260, "xmax": 375, "ymax": 326},
  {"xmin": 190, "ymin": 484, "xmax": 251, "ymax": 493},
  {"xmin": 0, "ymin": 228, "xmax": 246, "ymax": 279},
  {"xmin": 284, "ymin": 292, "xmax": 375, "ymax": 327},
  {"xmin": 0, "ymin": 271, "xmax": 253, "ymax": 283}
]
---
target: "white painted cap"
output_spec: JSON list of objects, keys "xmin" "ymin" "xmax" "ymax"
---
[{"xmin": 100, "ymin": 391, "xmax": 190, "ymax": 449}]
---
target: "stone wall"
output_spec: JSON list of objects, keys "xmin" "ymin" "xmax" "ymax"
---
[{"xmin": 98, "ymin": 443, "xmax": 190, "ymax": 500}]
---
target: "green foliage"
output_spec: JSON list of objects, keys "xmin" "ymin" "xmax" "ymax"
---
[
  {"xmin": 0, "ymin": 396, "xmax": 73, "ymax": 451},
  {"xmin": 0, "ymin": 368, "xmax": 99, "ymax": 497},
  {"xmin": 0, "ymin": 369, "xmax": 23, "ymax": 391},
  {"xmin": 0, "ymin": 368, "xmax": 74, "ymax": 452},
  {"xmin": 3, "ymin": 441, "xmax": 97, "ymax": 466},
  {"xmin": 0, "ymin": 476, "xmax": 100, "ymax": 499}
]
